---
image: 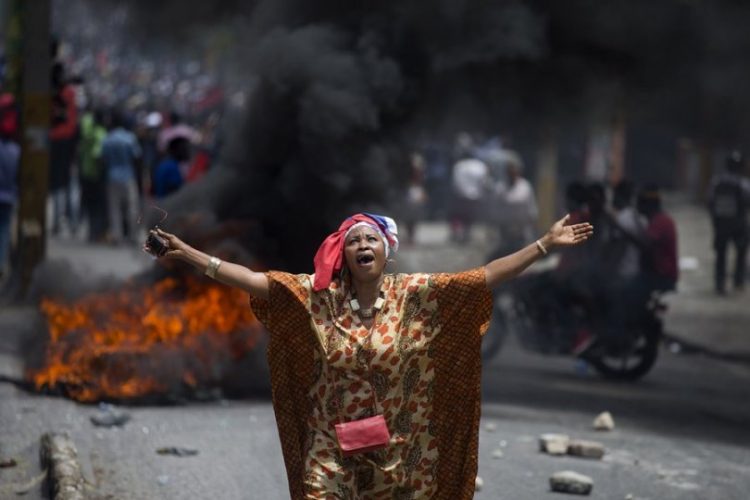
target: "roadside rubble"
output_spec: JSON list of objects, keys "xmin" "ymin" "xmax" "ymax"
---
[
  {"xmin": 475, "ymin": 475, "xmax": 484, "ymax": 492},
  {"xmin": 593, "ymin": 411, "xmax": 615, "ymax": 431},
  {"xmin": 539, "ymin": 433, "xmax": 570, "ymax": 456},
  {"xmin": 40, "ymin": 432, "xmax": 87, "ymax": 500},
  {"xmin": 550, "ymin": 470, "xmax": 594, "ymax": 495},
  {"xmin": 535, "ymin": 412, "xmax": 614, "ymax": 495},
  {"xmin": 567, "ymin": 439, "xmax": 605, "ymax": 460},
  {"xmin": 90, "ymin": 403, "xmax": 131, "ymax": 427}
]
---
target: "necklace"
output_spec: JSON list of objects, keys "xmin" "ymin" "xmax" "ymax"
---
[{"xmin": 350, "ymin": 295, "xmax": 385, "ymax": 319}]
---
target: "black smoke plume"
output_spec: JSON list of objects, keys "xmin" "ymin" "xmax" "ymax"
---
[{"xmin": 57, "ymin": 0, "xmax": 750, "ymax": 270}]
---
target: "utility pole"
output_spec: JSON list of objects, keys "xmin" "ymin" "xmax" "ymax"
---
[
  {"xmin": 7, "ymin": 0, "xmax": 51, "ymax": 295},
  {"xmin": 536, "ymin": 126, "xmax": 558, "ymax": 232}
]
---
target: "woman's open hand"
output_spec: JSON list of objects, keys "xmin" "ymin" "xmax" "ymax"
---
[{"xmin": 542, "ymin": 214, "xmax": 593, "ymax": 250}]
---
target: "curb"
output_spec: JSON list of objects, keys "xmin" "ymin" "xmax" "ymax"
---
[{"xmin": 40, "ymin": 432, "xmax": 87, "ymax": 500}]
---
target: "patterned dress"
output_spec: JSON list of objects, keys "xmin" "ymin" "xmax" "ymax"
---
[{"xmin": 250, "ymin": 268, "xmax": 492, "ymax": 499}]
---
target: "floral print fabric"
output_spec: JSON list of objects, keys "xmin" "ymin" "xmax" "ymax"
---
[{"xmin": 250, "ymin": 268, "xmax": 492, "ymax": 499}]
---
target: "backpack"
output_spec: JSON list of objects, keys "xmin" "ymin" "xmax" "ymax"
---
[{"xmin": 710, "ymin": 177, "xmax": 745, "ymax": 222}]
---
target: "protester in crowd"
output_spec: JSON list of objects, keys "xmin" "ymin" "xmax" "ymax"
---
[
  {"xmin": 78, "ymin": 109, "xmax": 108, "ymax": 242},
  {"xmin": 708, "ymin": 151, "xmax": 750, "ymax": 294},
  {"xmin": 157, "ymin": 111, "xmax": 200, "ymax": 155},
  {"xmin": 147, "ymin": 211, "xmax": 592, "ymax": 498},
  {"xmin": 101, "ymin": 111, "xmax": 141, "ymax": 244},
  {"xmin": 137, "ymin": 111, "xmax": 163, "ymax": 197},
  {"xmin": 184, "ymin": 111, "xmax": 221, "ymax": 183},
  {"xmin": 153, "ymin": 137, "xmax": 190, "ymax": 198},
  {"xmin": 556, "ymin": 181, "xmax": 589, "ymax": 276},
  {"xmin": 401, "ymin": 152, "xmax": 428, "ymax": 245},
  {"xmin": 49, "ymin": 62, "xmax": 79, "ymax": 236},
  {"xmin": 450, "ymin": 156, "xmax": 489, "ymax": 244},
  {"xmin": 421, "ymin": 141, "xmax": 451, "ymax": 220},
  {"xmin": 0, "ymin": 93, "xmax": 19, "ymax": 275},
  {"xmin": 450, "ymin": 134, "xmax": 489, "ymax": 244}
]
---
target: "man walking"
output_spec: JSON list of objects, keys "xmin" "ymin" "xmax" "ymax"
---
[
  {"xmin": 708, "ymin": 151, "xmax": 750, "ymax": 294},
  {"xmin": 101, "ymin": 111, "xmax": 141, "ymax": 245}
]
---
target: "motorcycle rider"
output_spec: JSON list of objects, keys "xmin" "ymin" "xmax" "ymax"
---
[{"xmin": 605, "ymin": 184, "xmax": 678, "ymax": 348}]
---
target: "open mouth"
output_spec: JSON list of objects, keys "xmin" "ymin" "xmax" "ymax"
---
[{"xmin": 356, "ymin": 254, "xmax": 375, "ymax": 265}]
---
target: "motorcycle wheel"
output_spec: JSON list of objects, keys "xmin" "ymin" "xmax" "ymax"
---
[{"xmin": 587, "ymin": 324, "xmax": 660, "ymax": 381}]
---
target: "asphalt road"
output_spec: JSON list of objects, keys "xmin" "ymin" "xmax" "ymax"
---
[
  {"xmin": 1, "ymin": 330, "xmax": 749, "ymax": 500},
  {"xmin": 1, "ymin": 196, "xmax": 749, "ymax": 499}
]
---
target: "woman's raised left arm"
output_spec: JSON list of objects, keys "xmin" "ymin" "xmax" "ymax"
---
[{"xmin": 484, "ymin": 214, "xmax": 593, "ymax": 289}]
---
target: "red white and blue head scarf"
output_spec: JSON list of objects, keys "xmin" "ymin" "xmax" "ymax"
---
[{"xmin": 313, "ymin": 213, "xmax": 399, "ymax": 291}]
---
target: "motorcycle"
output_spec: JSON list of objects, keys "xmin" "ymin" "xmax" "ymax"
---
[{"xmin": 482, "ymin": 270, "xmax": 665, "ymax": 380}]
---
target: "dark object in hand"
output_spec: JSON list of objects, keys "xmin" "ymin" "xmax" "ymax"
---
[{"xmin": 146, "ymin": 227, "xmax": 169, "ymax": 257}]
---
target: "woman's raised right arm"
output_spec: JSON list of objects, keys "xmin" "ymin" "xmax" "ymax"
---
[{"xmin": 149, "ymin": 228, "xmax": 270, "ymax": 299}]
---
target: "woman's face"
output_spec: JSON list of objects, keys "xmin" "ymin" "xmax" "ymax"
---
[{"xmin": 343, "ymin": 225, "xmax": 387, "ymax": 283}]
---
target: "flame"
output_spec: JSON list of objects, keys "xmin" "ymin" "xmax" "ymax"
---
[{"xmin": 29, "ymin": 275, "xmax": 263, "ymax": 402}]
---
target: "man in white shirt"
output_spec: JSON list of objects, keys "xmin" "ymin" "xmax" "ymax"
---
[
  {"xmin": 496, "ymin": 156, "xmax": 538, "ymax": 252},
  {"xmin": 450, "ymin": 157, "xmax": 490, "ymax": 244}
]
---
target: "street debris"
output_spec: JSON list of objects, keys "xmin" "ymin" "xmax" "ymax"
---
[
  {"xmin": 475, "ymin": 476, "xmax": 484, "ymax": 492},
  {"xmin": 593, "ymin": 411, "xmax": 615, "ymax": 431},
  {"xmin": 9, "ymin": 470, "xmax": 47, "ymax": 496},
  {"xmin": 90, "ymin": 403, "xmax": 131, "ymax": 427},
  {"xmin": 156, "ymin": 446, "xmax": 199, "ymax": 457},
  {"xmin": 491, "ymin": 449, "xmax": 504, "ymax": 459},
  {"xmin": 549, "ymin": 470, "xmax": 593, "ymax": 495},
  {"xmin": 40, "ymin": 432, "xmax": 87, "ymax": 500},
  {"xmin": 157, "ymin": 474, "xmax": 170, "ymax": 486},
  {"xmin": 567, "ymin": 439, "xmax": 605, "ymax": 460},
  {"xmin": 484, "ymin": 422, "xmax": 497, "ymax": 432},
  {"xmin": 0, "ymin": 457, "xmax": 17, "ymax": 468},
  {"xmin": 540, "ymin": 433, "xmax": 570, "ymax": 455}
]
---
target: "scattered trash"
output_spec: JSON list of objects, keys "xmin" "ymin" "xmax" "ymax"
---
[
  {"xmin": 491, "ymin": 449, "xmax": 504, "ymax": 459},
  {"xmin": 484, "ymin": 422, "xmax": 497, "ymax": 432},
  {"xmin": 625, "ymin": 494, "xmax": 634, "ymax": 500},
  {"xmin": 540, "ymin": 433, "xmax": 570, "ymax": 455},
  {"xmin": 142, "ymin": 426, "xmax": 150, "ymax": 435},
  {"xmin": 157, "ymin": 474, "xmax": 170, "ymax": 486},
  {"xmin": 567, "ymin": 439, "xmax": 605, "ymax": 460},
  {"xmin": 499, "ymin": 440, "xmax": 508, "ymax": 447},
  {"xmin": 0, "ymin": 457, "xmax": 17, "ymax": 468},
  {"xmin": 156, "ymin": 447, "xmax": 199, "ymax": 457},
  {"xmin": 475, "ymin": 476, "xmax": 484, "ymax": 492},
  {"xmin": 90, "ymin": 403, "xmax": 131, "ymax": 428},
  {"xmin": 550, "ymin": 470, "xmax": 593, "ymax": 495},
  {"xmin": 593, "ymin": 411, "xmax": 615, "ymax": 431}
]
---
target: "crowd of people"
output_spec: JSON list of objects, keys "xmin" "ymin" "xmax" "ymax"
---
[
  {"xmin": 403, "ymin": 133, "xmax": 538, "ymax": 251},
  {"xmin": 46, "ymin": 43, "xmax": 225, "ymax": 245}
]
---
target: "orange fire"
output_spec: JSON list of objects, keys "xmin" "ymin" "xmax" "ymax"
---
[{"xmin": 29, "ymin": 275, "xmax": 264, "ymax": 402}]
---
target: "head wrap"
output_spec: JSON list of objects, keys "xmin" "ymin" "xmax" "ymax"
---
[{"xmin": 313, "ymin": 213, "xmax": 399, "ymax": 291}]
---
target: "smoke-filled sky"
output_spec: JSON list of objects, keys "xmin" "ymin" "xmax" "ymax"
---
[{"xmin": 55, "ymin": 0, "xmax": 750, "ymax": 270}]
